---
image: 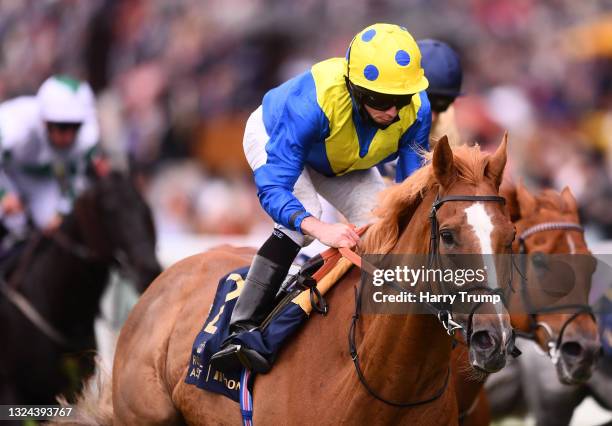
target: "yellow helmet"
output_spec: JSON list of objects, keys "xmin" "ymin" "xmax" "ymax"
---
[{"xmin": 346, "ymin": 23, "xmax": 429, "ymax": 95}]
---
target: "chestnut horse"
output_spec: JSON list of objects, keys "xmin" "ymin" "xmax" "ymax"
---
[
  {"xmin": 453, "ymin": 182, "xmax": 601, "ymax": 425},
  {"xmin": 78, "ymin": 137, "xmax": 516, "ymax": 425}
]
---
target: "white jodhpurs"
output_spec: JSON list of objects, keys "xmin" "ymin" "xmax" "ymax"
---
[{"xmin": 243, "ymin": 105, "xmax": 386, "ymax": 246}]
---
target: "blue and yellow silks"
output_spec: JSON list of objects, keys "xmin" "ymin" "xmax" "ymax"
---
[{"xmin": 255, "ymin": 58, "xmax": 431, "ymax": 232}]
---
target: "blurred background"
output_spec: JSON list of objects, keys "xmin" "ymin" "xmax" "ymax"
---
[
  {"xmin": 3, "ymin": 0, "xmax": 612, "ymax": 259},
  {"xmin": 2, "ymin": 0, "xmax": 612, "ymax": 424}
]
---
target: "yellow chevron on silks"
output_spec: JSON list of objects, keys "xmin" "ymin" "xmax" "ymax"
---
[{"xmin": 310, "ymin": 58, "xmax": 422, "ymax": 176}]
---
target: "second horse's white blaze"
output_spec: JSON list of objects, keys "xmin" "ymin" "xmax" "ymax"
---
[
  {"xmin": 465, "ymin": 203, "xmax": 508, "ymax": 340},
  {"xmin": 566, "ymin": 234, "xmax": 577, "ymax": 254}
]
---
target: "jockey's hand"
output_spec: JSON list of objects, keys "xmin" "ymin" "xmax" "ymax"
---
[
  {"xmin": 92, "ymin": 156, "xmax": 111, "ymax": 177},
  {"xmin": 43, "ymin": 214, "xmax": 63, "ymax": 235},
  {"xmin": 1, "ymin": 192, "xmax": 23, "ymax": 215},
  {"xmin": 301, "ymin": 217, "xmax": 360, "ymax": 248}
]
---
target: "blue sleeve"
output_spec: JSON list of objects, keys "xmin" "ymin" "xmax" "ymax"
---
[
  {"xmin": 254, "ymin": 71, "xmax": 329, "ymax": 232},
  {"xmin": 396, "ymin": 92, "xmax": 432, "ymax": 183}
]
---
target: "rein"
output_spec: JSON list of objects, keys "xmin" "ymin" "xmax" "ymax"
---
[
  {"xmin": 515, "ymin": 221, "xmax": 594, "ymax": 362},
  {"xmin": 0, "ymin": 278, "xmax": 72, "ymax": 347},
  {"xmin": 343, "ymin": 193, "xmax": 507, "ymax": 408},
  {"xmin": 51, "ymin": 230, "xmax": 103, "ymax": 261}
]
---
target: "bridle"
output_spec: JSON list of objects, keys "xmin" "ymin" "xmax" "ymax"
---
[
  {"xmin": 514, "ymin": 221, "xmax": 595, "ymax": 363},
  {"xmin": 348, "ymin": 193, "xmax": 509, "ymax": 407},
  {"xmin": 427, "ymin": 195, "xmax": 509, "ymax": 339}
]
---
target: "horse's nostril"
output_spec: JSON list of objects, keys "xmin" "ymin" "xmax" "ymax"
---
[
  {"xmin": 561, "ymin": 341, "xmax": 583, "ymax": 358},
  {"xmin": 471, "ymin": 330, "xmax": 495, "ymax": 350}
]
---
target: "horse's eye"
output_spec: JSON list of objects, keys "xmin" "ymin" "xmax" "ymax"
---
[{"xmin": 440, "ymin": 230, "xmax": 455, "ymax": 246}]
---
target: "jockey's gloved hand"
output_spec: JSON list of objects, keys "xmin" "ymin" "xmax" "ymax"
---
[
  {"xmin": 43, "ymin": 214, "xmax": 63, "ymax": 235},
  {"xmin": 301, "ymin": 217, "xmax": 360, "ymax": 248},
  {"xmin": 0, "ymin": 193, "xmax": 24, "ymax": 216}
]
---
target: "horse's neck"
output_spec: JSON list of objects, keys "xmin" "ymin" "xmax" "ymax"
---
[
  {"xmin": 357, "ymin": 313, "xmax": 452, "ymax": 399},
  {"xmin": 353, "ymin": 190, "xmax": 450, "ymax": 401},
  {"xmin": 21, "ymin": 217, "xmax": 110, "ymax": 333}
]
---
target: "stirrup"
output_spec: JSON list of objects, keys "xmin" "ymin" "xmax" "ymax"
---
[{"xmin": 210, "ymin": 343, "xmax": 271, "ymax": 374}]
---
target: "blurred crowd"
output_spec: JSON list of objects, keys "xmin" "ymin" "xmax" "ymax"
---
[{"xmin": 2, "ymin": 0, "xmax": 612, "ymax": 238}]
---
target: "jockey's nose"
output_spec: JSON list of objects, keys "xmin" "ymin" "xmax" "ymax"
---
[{"xmin": 384, "ymin": 106, "xmax": 398, "ymax": 116}]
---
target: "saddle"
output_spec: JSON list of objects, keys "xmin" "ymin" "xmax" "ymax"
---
[{"xmin": 184, "ymin": 241, "xmax": 363, "ymax": 402}]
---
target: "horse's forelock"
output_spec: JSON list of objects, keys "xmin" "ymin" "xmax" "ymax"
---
[
  {"xmin": 537, "ymin": 189, "xmax": 575, "ymax": 214},
  {"xmin": 362, "ymin": 145, "xmax": 495, "ymax": 254}
]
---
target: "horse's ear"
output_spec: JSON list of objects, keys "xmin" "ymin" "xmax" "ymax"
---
[
  {"xmin": 500, "ymin": 180, "xmax": 520, "ymax": 221},
  {"xmin": 516, "ymin": 179, "xmax": 537, "ymax": 218},
  {"xmin": 432, "ymin": 135, "xmax": 455, "ymax": 188},
  {"xmin": 485, "ymin": 132, "xmax": 508, "ymax": 189},
  {"xmin": 560, "ymin": 186, "xmax": 578, "ymax": 213}
]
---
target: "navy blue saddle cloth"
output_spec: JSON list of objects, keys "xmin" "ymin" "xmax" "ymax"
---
[{"xmin": 185, "ymin": 266, "xmax": 309, "ymax": 402}]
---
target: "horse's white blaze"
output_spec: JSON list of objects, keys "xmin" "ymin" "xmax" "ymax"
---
[
  {"xmin": 465, "ymin": 203, "xmax": 507, "ymax": 338},
  {"xmin": 465, "ymin": 203, "xmax": 494, "ymax": 255},
  {"xmin": 566, "ymin": 234, "xmax": 577, "ymax": 254}
]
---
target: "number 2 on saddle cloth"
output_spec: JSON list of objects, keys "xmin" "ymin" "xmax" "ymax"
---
[{"xmin": 184, "ymin": 241, "xmax": 349, "ymax": 402}]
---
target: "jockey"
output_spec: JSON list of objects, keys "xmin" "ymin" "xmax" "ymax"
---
[
  {"xmin": 0, "ymin": 75, "xmax": 101, "ymax": 250},
  {"xmin": 417, "ymin": 39, "xmax": 463, "ymax": 147},
  {"xmin": 211, "ymin": 23, "xmax": 432, "ymax": 373}
]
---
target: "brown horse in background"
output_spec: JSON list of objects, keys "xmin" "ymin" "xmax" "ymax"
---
[
  {"xmin": 71, "ymin": 137, "xmax": 517, "ymax": 425},
  {"xmin": 452, "ymin": 182, "xmax": 601, "ymax": 425},
  {"xmin": 0, "ymin": 172, "xmax": 161, "ymax": 410}
]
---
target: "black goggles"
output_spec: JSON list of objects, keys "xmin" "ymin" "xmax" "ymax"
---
[
  {"xmin": 46, "ymin": 122, "xmax": 82, "ymax": 132},
  {"xmin": 350, "ymin": 83, "xmax": 413, "ymax": 111},
  {"xmin": 428, "ymin": 95, "xmax": 455, "ymax": 113}
]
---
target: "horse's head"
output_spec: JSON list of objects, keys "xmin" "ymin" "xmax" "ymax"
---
[
  {"xmin": 508, "ymin": 182, "xmax": 600, "ymax": 384},
  {"xmin": 429, "ymin": 135, "xmax": 515, "ymax": 373},
  {"xmin": 365, "ymin": 135, "xmax": 515, "ymax": 373},
  {"xmin": 73, "ymin": 171, "xmax": 162, "ymax": 292}
]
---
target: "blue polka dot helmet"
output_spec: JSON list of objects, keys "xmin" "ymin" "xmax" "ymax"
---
[{"xmin": 345, "ymin": 23, "xmax": 428, "ymax": 95}]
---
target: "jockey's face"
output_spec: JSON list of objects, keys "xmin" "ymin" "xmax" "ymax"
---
[
  {"xmin": 363, "ymin": 104, "xmax": 399, "ymax": 126},
  {"xmin": 46, "ymin": 122, "xmax": 81, "ymax": 150},
  {"xmin": 429, "ymin": 95, "xmax": 456, "ymax": 123}
]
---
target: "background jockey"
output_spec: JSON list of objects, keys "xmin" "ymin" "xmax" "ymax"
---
[
  {"xmin": 211, "ymin": 23, "xmax": 432, "ymax": 373},
  {"xmin": 417, "ymin": 39, "xmax": 463, "ymax": 148},
  {"xmin": 0, "ymin": 75, "xmax": 104, "ymax": 253}
]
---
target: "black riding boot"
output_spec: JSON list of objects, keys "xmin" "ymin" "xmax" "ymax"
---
[{"xmin": 210, "ymin": 230, "xmax": 300, "ymax": 373}]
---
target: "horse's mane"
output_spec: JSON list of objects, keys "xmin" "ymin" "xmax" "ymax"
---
[{"xmin": 362, "ymin": 145, "xmax": 493, "ymax": 254}]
